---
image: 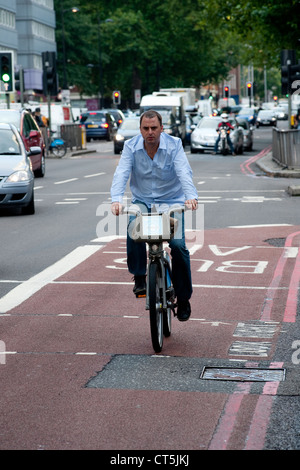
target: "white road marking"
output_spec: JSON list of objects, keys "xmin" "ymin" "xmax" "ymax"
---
[
  {"xmin": 54, "ymin": 178, "xmax": 78, "ymax": 185},
  {"xmin": 0, "ymin": 245, "xmax": 103, "ymax": 313},
  {"xmin": 84, "ymin": 172, "xmax": 105, "ymax": 178}
]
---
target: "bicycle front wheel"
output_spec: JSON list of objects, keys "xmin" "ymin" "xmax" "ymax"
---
[
  {"xmin": 52, "ymin": 144, "xmax": 66, "ymax": 158},
  {"xmin": 149, "ymin": 262, "xmax": 163, "ymax": 353}
]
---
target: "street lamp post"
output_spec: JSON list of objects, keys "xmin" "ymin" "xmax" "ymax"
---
[
  {"xmin": 97, "ymin": 16, "xmax": 113, "ymax": 109},
  {"xmin": 61, "ymin": 3, "xmax": 79, "ymax": 90}
]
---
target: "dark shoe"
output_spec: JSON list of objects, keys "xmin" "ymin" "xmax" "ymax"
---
[
  {"xmin": 133, "ymin": 275, "xmax": 146, "ymax": 296},
  {"xmin": 177, "ymin": 300, "xmax": 191, "ymax": 321}
]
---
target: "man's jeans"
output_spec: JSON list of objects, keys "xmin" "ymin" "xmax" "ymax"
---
[{"xmin": 127, "ymin": 202, "xmax": 193, "ymax": 302}]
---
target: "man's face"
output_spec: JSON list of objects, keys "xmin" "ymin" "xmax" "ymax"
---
[{"xmin": 140, "ymin": 116, "xmax": 163, "ymax": 146}]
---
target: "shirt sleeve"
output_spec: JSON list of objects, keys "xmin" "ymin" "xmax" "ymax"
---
[
  {"xmin": 110, "ymin": 141, "xmax": 133, "ymax": 203},
  {"xmin": 173, "ymin": 139, "xmax": 198, "ymax": 201}
]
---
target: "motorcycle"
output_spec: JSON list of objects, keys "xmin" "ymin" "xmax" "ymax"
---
[{"xmin": 218, "ymin": 125, "xmax": 231, "ymax": 156}]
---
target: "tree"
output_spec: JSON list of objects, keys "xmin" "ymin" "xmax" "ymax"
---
[{"xmin": 54, "ymin": 0, "xmax": 298, "ymax": 104}]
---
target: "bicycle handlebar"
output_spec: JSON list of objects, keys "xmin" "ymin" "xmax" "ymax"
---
[{"xmin": 122, "ymin": 203, "xmax": 186, "ymax": 217}]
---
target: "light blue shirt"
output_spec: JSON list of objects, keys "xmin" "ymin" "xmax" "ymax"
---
[{"xmin": 110, "ymin": 132, "xmax": 198, "ymax": 207}]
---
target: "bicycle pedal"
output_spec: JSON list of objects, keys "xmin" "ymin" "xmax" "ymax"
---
[{"xmin": 136, "ymin": 293, "xmax": 146, "ymax": 298}]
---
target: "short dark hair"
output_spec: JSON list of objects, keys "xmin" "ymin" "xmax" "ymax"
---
[{"xmin": 140, "ymin": 109, "xmax": 162, "ymax": 127}]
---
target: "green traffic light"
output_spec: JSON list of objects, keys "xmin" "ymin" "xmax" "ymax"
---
[{"xmin": 2, "ymin": 73, "xmax": 10, "ymax": 82}]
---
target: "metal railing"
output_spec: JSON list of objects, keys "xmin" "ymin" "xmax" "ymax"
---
[
  {"xmin": 272, "ymin": 127, "xmax": 300, "ymax": 170},
  {"xmin": 42, "ymin": 124, "xmax": 86, "ymax": 155}
]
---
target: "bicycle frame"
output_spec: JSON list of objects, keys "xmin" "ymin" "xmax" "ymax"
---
[{"xmin": 145, "ymin": 241, "xmax": 172, "ymax": 312}]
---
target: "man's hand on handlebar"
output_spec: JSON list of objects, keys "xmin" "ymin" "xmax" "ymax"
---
[
  {"xmin": 185, "ymin": 199, "xmax": 198, "ymax": 211},
  {"xmin": 111, "ymin": 202, "xmax": 123, "ymax": 216}
]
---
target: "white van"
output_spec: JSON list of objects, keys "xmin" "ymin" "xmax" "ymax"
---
[
  {"xmin": 140, "ymin": 92, "xmax": 186, "ymax": 143},
  {"xmin": 38, "ymin": 104, "xmax": 74, "ymax": 136}
]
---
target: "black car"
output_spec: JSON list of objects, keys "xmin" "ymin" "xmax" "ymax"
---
[
  {"xmin": 106, "ymin": 108, "xmax": 125, "ymax": 127},
  {"xmin": 79, "ymin": 111, "xmax": 117, "ymax": 141}
]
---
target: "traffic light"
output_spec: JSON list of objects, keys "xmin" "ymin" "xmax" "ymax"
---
[
  {"xmin": 14, "ymin": 67, "xmax": 24, "ymax": 92},
  {"xmin": 0, "ymin": 52, "xmax": 13, "ymax": 92},
  {"xmin": 224, "ymin": 86, "xmax": 229, "ymax": 98},
  {"xmin": 247, "ymin": 82, "xmax": 252, "ymax": 97},
  {"xmin": 42, "ymin": 51, "xmax": 58, "ymax": 96},
  {"xmin": 281, "ymin": 65, "xmax": 290, "ymax": 95},
  {"xmin": 290, "ymin": 62, "xmax": 300, "ymax": 94},
  {"xmin": 113, "ymin": 90, "xmax": 121, "ymax": 105}
]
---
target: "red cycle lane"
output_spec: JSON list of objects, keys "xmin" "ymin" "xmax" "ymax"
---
[{"xmin": 0, "ymin": 224, "xmax": 299, "ymax": 450}]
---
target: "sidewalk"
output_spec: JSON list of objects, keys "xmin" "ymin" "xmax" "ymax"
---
[{"xmin": 256, "ymin": 150, "xmax": 300, "ymax": 196}]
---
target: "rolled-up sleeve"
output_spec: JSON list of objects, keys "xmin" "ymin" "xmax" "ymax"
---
[
  {"xmin": 110, "ymin": 142, "xmax": 133, "ymax": 203},
  {"xmin": 173, "ymin": 139, "xmax": 198, "ymax": 200}
]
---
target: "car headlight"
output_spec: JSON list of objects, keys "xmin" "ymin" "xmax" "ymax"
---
[
  {"xmin": 115, "ymin": 134, "xmax": 124, "ymax": 141},
  {"xmin": 6, "ymin": 170, "xmax": 31, "ymax": 183}
]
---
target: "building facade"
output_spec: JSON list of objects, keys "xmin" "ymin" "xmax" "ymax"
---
[{"xmin": 0, "ymin": 0, "xmax": 56, "ymax": 99}]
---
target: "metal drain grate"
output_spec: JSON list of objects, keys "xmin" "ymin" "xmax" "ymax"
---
[{"xmin": 200, "ymin": 366, "xmax": 286, "ymax": 382}]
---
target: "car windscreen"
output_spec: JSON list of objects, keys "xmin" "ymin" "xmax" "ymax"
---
[
  {"xmin": 197, "ymin": 119, "xmax": 221, "ymax": 129},
  {"xmin": 121, "ymin": 119, "xmax": 140, "ymax": 130},
  {"xmin": 0, "ymin": 111, "xmax": 20, "ymax": 129},
  {"xmin": 238, "ymin": 108, "xmax": 255, "ymax": 116},
  {"xmin": 236, "ymin": 119, "xmax": 248, "ymax": 129},
  {"xmin": 258, "ymin": 110, "xmax": 273, "ymax": 116},
  {"xmin": 0, "ymin": 129, "xmax": 22, "ymax": 155},
  {"xmin": 81, "ymin": 113, "xmax": 106, "ymax": 123}
]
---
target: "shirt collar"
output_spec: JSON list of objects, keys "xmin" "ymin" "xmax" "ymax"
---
[{"xmin": 136, "ymin": 132, "xmax": 167, "ymax": 152}]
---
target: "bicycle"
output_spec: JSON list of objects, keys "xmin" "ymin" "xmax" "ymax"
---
[
  {"xmin": 125, "ymin": 205, "xmax": 184, "ymax": 353},
  {"xmin": 46, "ymin": 131, "xmax": 66, "ymax": 158}
]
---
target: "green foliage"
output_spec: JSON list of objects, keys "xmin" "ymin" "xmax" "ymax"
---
[{"xmin": 54, "ymin": 0, "xmax": 299, "ymax": 104}]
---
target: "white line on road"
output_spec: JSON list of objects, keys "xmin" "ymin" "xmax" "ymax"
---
[
  {"xmin": 54, "ymin": 178, "xmax": 78, "ymax": 185},
  {"xmin": 0, "ymin": 245, "xmax": 103, "ymax": 313},
  {"xmin": 84, "ymin": 172, "xmax": 105, "ymax": 178}
]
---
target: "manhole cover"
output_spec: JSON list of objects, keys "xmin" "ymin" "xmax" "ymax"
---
[{"xmin": 200, "ymin": 367, "xmax": 285, "ymax": 382}]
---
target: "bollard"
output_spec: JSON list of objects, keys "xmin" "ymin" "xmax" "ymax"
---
[{"xmin": 81, "ymin": 126, "xmax": 86, "ymax": 149}]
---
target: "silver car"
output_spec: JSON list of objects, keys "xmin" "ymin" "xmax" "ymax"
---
[
  {"xmin": 190, "ymin": 116, "xmax": 244, "ymax": 154},
  {"xmin": 236, "ymin": 117, "xmax": 254, "ymax": 151},
  {"xmin": 0, "ymin": 123, "xmax": 40, "ymax": 214},
  {"xmin": 113, "ymin": 117, "xmax": 140, "ymax": 154}
]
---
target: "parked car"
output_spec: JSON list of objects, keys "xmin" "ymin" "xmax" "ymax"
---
[
  {"xmin": 236, "ymin": 117, "xmax": 254, "ymax": 151},
  {"xmin": 236, "ymin": 107, "xmax": 257, "ymax": 126},
  {"xmin": 0, "ymin": 123, "xmax": 41, "ymax": 214},
  {"xmin": 106, "ymin": 108, "xmax": 125, "ymax": 127},
  {"xmin": 256, "ymin": 109, "xmax": 277, "ymax": 127},
  {"xmin": 190, "ymin": 116, "xmax": 244, "ymax": 154},
  {"xmin": 0, "ymin": 109, "xmax": 45, "ymax": 177},
  {"xmin": 113, "ymin": 117, "xmax": 140, "ymax": 154},
  {"xmin": 79, "ymin": 110, "xmax": 117, "ymax": 141}
]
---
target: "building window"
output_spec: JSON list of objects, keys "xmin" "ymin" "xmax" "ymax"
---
[
  {"xmin": 32, "ymin": 0, "xmax": 54, "ymax": 9},
  {"xmin": 0, "ymin": 9, "xmax": 16, "ymax": 29},
  {"xmin": 32, "ymin": 21, "xmax": 55, "ymax": 42}
]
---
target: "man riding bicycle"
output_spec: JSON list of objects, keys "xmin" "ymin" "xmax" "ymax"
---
[{"xmin": 110, "ymin": 109, "xmax": 198, "ymax": 321}]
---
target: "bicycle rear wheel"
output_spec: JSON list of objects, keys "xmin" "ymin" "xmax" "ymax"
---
[{"xmin": 149, "ymin": 262, "xmax": 163, "ymax": 353}]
